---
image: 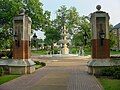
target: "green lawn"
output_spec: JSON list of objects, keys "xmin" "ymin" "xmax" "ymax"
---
[
  {"xmin": 31, "ymin": 49, "xmax": 120, "ymax": 56},
  {"xmin": 31, "ymin": 50, "xmax": 47, "ymax": 55},
  {"xmin": 110, "ymin": 50, "xmax": 120, "ymax": 55},
  {"xmin": 98, "ymin": 77, "xmax": 120, "ymax": 90},
  {"xmin": 35, "ymin": 65, "xmax": 42, "ymax": 69},
  {"xmin": 0, "ymin": 75, "xmax": 20, "ymax": 85}
]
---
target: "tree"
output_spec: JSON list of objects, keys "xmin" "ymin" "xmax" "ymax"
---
[
  {"xmin": 44, "ymin": 6, "xmax": 91, "ymax": 54},
  {"xmin": 53, "ymin": 6, "xmax": 91, "ymax": 43},
  {"xmin": 0, "ymin": 28, "xmax": 13, "ymax": 51},
  {"xmin": 72, "ymin": 32, "xmax": 84, "ymax": 50},
  {"xmin": 0, "ymin": 0, "xmax": 22, "ymax": 28},
  {"xmin": 54, "ymin": 6, "xmax": 81, "ymax": 34},
  {"xmin": 44, "ymin": 26, "xmax": 61, "ymax": 51},
  {"xmin": 24, "ymin": 0, "xmax": 51, "ymax": 30},
  {"xmin": 31, "ymin": 38, "xmax": 44, "ymax": 50},
  {"xmin": 0, "ymin": 0, "xmax": 49, "ymax": 51}
]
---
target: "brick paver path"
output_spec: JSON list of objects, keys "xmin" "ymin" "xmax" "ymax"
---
[{"xmin": 0, "ymin": 56, "xmax": 102, "ymax": 90}]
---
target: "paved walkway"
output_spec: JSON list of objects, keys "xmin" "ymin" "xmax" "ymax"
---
[{"xmin": 0, "ymin": 56, "xmax": 102, "ymax": 90}]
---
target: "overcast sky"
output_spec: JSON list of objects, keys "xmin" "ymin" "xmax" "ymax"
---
[
  {"xmin": 37, "ymin": 0, "xmax": 120, "ymax": 39},
  {"xmin": 41, "ymin": 0, "xmax": 120, "ymax": 25}
]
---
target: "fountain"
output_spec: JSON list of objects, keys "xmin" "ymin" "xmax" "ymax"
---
[
  {"xmin": 60, "ymin": 26, "xmax": 69, "ymax": 55},
  {"xmin": 51, "ymin": 26, "xmax": 78, "ymax": 59}
]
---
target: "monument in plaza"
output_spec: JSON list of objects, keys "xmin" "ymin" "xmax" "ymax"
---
[
  {"xmin": 88, "ymin": 5, "xmax": 110, "ymax": 74},
  {"xmin": 60, "ymin": 26, "xmax": 69, "ymax": 55},
  {"xmin": 9, "ymin": 9, "xmax": 35, "ymax": 74}
]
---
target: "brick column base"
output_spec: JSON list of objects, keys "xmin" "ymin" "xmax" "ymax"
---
[{"xmin": 92, "ymin": 39, "xmax": 110, "ymax": 59}]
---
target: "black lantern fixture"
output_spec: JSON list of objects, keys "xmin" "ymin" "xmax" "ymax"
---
[
  {"xmin": 99, "ymin": 24, "xmax": 105, "ymax": 46},
  {"xmin": 33, "ymin": 33, "xmax": 37, "ymax": 40},
  {"xmin": 83, "ymin": 31, "xmax": 88, "ymax": 46},
  {"xmin": 33, "ymin": 33, "xmax": 37, "ymax": 48},
  {"xmin": 14, "ymin": 33, "xmax": 18, "ymax": 41},
  {"xmin": 13, "ymin": 33, "xmax": 20, "ymax": 47}
]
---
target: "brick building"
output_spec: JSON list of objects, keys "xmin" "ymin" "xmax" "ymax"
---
[{"xmin": 112, "ymin": 23, "xmax": 120, "ymax": 51}]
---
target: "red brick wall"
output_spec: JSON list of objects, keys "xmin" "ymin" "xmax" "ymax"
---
[
  {"xmin": 92, "ymin": 39, "xmax": 110, "ymax": 59},
  {"xmin": 13, "ymin": 40, "xmax": 31, "ymax": 59}
]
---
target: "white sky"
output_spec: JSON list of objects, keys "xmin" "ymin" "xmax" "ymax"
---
[{"xmin": 38, "ymin": 0, "xmax": 120, "ymax": 39}]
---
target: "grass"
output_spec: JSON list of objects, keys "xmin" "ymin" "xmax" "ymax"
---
[
  {"xmin": 110, "ymin": 50, "xmax": 120, "ymax": 55},
  {"xmin": 0, "ymin": 75, "xmax": 20, "ymax": 85},
  {"xmin": 35, "ymin": 65, "xmax": 42, "ymax": 69},
  {"xmin": 31, "ymin": 50, "xmax": 47, "ymax": 55},
  {"xmin": 84, "ymin": 50, "xmax": 91, "ymax": 56},
  {"xmin": 31, "ymin": 48, "xmax": 120, "ymax": 56},
  {"xmin": 98, "ymin": 77, "xmax": 120, "ymax": 90}
]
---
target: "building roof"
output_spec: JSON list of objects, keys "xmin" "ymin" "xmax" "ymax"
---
[{"xmin": 113, "ymin": 23, "xmax": 120, "ymax": 29}]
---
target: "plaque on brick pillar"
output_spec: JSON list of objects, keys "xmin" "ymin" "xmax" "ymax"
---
[
  {"xmin": 9, "ymin": 9, "xmax": 35, "ymax": 74},
  {"xmin": 88, "ymin": 5, "xmax": 111, "ymax": 75}
]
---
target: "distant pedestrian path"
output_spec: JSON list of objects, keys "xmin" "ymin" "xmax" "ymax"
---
[{"xmin": 0, "ymin": 56, "xmax": 102, "ymax": 90}]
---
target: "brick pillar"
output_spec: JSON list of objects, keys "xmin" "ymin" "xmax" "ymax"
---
[
  {"xmin": 9, "ymin": 10, "xmax": 35, "ymax": 74},
  {"xmin": 90, "ymin": 6, "xmax": 110, "ymax": 60},
  {"xmin": 88, "ymin": 5, "xmax": 111, "ymax": 75},
  {"xmin": 13, "ymin": 40, "xmax": 31, "ymax": 59},
  {"xmin": 92, "ymin": 39, "xmax": 110, "ymax": 59}
]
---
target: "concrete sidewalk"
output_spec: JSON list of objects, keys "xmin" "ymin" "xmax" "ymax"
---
[{"xmin": 0, "ymin": 57, "xmax": 102, "ymax": 90}]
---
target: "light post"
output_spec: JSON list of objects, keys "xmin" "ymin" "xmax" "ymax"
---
[
  {"xmin": 81, "ymin": 31, "xmax": 88, "ymax": 56},
  {"xmin": 83, "ymin": 31, "xmax": 88, "ymax": 46},
  {"xmin": 33, "ymin": 33, "xmax": 37, "ymax": 50}
]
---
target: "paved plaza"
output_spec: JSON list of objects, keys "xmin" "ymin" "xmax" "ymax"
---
[{"xmin": 0, "ymin": 56, "xmax": 102, "ymax": 90}]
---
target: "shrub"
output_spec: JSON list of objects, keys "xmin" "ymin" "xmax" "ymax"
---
[
  {"xmin": 101, "ymin": 66, "xmax": 120, "ymax": 79},
  {"xmin": 0, "ymin": 67, "xmax": 4, "ymax": 76},
  {"xmin": 40, "ymin": 62, "xmax": 46, "ymax": 66},
  {"xmin": 113, "ymin": 71, "xmax": 120, "ymax": 79},
  {"xmin": 70, "ymin": 47, "xmax": 77, "ymax": 54},
  {"xmin": 34, "ymin": 61, "xmax": 46, "ymax": 66},
  {"xmin": 101, "ymin": 67, "xmax": 115, "ymax": 76},
  {"xmin": 53, "ymin": 48, "xmax": 60, "ymax": 54},
  {"xmin": 34, "ymin": 61, "xmax": 41, "ymax": 65}
]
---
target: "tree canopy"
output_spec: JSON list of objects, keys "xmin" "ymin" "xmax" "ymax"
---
[
  {"xmin": 47, "ymin": 5, "xmax": 91, "ymax": 48},
  {"xmin": 0, "ymin": 0, "xmax": 49, "ymax": 50},
  {"xmin": 0, "ymin": 1, "xmax": 115, "ymax": 52}
]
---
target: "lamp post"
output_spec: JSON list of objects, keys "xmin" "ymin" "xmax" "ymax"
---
[
  {"xmin": 83, "ymin": 31, "xmax": 88, "ymax": 46},
  {"xmin": 80, "ymin": 31, "xmax": 88, "ymax": 56},
  {"xmin": 33, "ymin": 33, "xmax": 37, "ymax": 50}
]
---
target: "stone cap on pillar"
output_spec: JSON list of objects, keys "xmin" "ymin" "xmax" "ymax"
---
[
  {"xmin": 14, "ymin": 8, "xmax": 32, "ymax": 22},
  {"xmin": 90, "ymin": 5, "xmax": 110, "ymax": 20},
  {"xmin": 19, "ymin": 8, "xmax": 25, "ymax": 15},
  {"xmin": 13, "ymin": 8, "xmax": 25, "ymax": 21},
  {"xmin": 13, "ymin": 8, "xmax": 32, "ymax": 40}
]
